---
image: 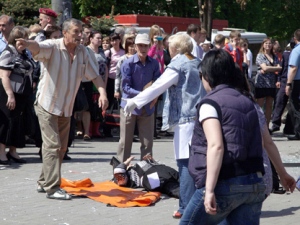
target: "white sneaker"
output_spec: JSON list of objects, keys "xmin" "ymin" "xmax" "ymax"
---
[{"xmin": 46, "ymin": 189, "xmax": 72, "ymax": 200}]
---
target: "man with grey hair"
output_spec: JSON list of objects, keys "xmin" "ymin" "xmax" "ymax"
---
[
  {"xmin": 16, "ymin": 18, "xmax": 108, "ymax": 200},
  {"xmin": 0, "ymin": 15, "xmax": 14, "ymax": 52}
]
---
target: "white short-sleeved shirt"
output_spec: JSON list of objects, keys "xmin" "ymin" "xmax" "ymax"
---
[
  {"xmin": 35, "ymin": 38, "xmax": 99, "ymax": 117},
  {"xmin": 247, "ymin": 49, "xmax": 253, "ymax": 78}
]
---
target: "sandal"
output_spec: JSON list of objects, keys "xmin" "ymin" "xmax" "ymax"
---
[
  {"xmin": 83, "ymin": 134, "xmax": 91, "ymax": 141},
  {"xmin": 172, "ymin": 211, "xmax": 182, "ymax": 219},
  {"xmin": 76, "ymin": 131, "xmax": 83, "ymax": 136}
]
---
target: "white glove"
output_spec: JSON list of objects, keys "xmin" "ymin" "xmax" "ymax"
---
[{"xmin": 123, "ymin": 99, "xmax": 137, "ymax": 117}]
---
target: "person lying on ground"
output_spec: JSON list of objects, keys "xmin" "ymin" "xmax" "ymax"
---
[{"xmin": 112, "ymin": 154, "xmax": 180, "ymax": 198}]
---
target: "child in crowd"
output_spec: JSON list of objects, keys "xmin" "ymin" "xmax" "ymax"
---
[{"xmin": 102, "ymin": 36, "xmax": 111, "ymax": 51}]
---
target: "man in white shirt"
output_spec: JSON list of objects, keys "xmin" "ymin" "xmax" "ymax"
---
[
  {"xmin": 16, "ymin": 18, "xmax": 108, "ymax": 200},
  {"xmin": 187, "ymin": 24, "xmax": 202, "ymax": 59}
]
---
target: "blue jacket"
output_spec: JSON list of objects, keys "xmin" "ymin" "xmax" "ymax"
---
[
  {"xmin": 162, "ymin": 53, "xmax": 206, "ymax": 130},
  {"xmin": 121, "ymin": 54, "xmax": 161, "ymax": 116},
  {"xmin": 189, "ymin": 84, "xmax": 264, "ymax": 189}
]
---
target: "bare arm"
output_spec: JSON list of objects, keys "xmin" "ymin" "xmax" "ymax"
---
[
  {"xmin": 242, "ymin": 50, "xmax": 249, "ymax": 65},
  {"xmin": 203, "ymin": 118, "xmax": 224, "ymax": 215},
  {"xmin": 92, "ymin": 75, "xmax": 108, "ymax": 111},
  {"xmin": 286, "ymin": 66, "xmax": 297, "ymax": 95},
  {"xmin": 15, "ymin": 39, "xmax": 40, "ymax": 56},
  {"xmin": 287, "ymin": 66, "xmax": 297, "ymax": 84},
  {"xmin": 0, "ymin": 69, "xmax": 15, "ymax": 110},
  {"xmin": 262, "ymin": 123, "xmax": 296, "ymax": 192},
  {"xmin": 124, "ymin": 156, "xmax": 135, "ymax": 166},
  {"xmin": 260, "ymin": 63, "xmax": 282, "ymax": 73}
]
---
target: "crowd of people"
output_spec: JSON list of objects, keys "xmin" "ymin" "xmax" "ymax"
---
[{"xmin": 0, "ymin": 7, "xmax": 299, "ymax": 224}]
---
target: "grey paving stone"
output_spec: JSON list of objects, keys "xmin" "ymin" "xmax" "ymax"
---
[{"xmin": 0, "ymin": 132, "xmax": 299, "ymax": 225}]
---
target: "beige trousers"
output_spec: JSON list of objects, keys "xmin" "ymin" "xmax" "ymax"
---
[
  {"xmin": 34, "ymin": 104, "xmax": 70, "ymax": 194},
  {"xmin": 117, "ymin": 108, "xmax": 154, "ymax": 162}
]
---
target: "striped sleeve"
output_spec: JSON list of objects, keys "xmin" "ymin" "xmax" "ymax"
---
[{"xmin": 0, "ymin": 49, "xmax": 14, "ymax": 70}]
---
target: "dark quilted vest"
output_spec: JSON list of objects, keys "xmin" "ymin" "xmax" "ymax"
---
[{"xmin": 189, "ymin": 84, "xmax": 264, "ymax": 188}]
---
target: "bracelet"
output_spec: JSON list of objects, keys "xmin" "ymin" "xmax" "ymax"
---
[{"xmin": 286, "ymin": 83, "xmax": 292, "ymax": 87}]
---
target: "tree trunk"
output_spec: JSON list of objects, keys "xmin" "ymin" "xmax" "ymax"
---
[
  {"xmin": 207, "ymin": 0, "xmax": 213, "ymax": 39},
  {"xmin": 198, "ymin": 0, "xmax": 203, "ymax": 26},
  {"xmin": 199, "ymin": 0, "xmax": 213, "ymax": 40}
]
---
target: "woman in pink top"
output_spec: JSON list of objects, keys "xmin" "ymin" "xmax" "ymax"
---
[{"xmin": 148, "ymin": 25, "xmax": 164, "ymax": 74}]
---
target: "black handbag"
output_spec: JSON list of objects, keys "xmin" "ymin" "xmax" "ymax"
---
[
  {"xmin": 104, "ymin": 99, "xmax": 120, "ymax": 127},
  {"xmin": 74, "ymin": 83, "xmax": 89, "ymax": 112}
]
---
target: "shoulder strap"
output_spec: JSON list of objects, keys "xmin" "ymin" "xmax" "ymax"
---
[{"xmin": 263, "ymin": 54, "xmax": 274, "ymax": 66}]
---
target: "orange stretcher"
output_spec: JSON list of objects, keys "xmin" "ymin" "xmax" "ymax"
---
[{"xmin": 61, "ymin": 178, "xmax": 161, "ymax": 208}]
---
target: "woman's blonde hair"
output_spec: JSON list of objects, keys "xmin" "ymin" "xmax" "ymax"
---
[
  {"xmin": 168, "ymin": 33, "xmax": 193, "ymax": 54},
  {"xmin": 149, "ymin": 25, "xmax": 162, "ymax": 46}
]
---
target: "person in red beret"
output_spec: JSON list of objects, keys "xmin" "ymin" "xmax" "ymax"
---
[{"xmin": 35, "ymin": 8, "xmax": 58, "ymax": 42}]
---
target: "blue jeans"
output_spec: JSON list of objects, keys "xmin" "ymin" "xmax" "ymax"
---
[
  {"xmin": 177, "ymin": 158, "xmax": 196, "ymax": 214},
  {"xmin": 180, "ymin": 173, "xmax": 266, "ymax": 225}
]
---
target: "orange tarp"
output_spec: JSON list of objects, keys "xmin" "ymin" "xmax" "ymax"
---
[{"xmin": 61, "ymin": 178, "xmax": 161, "ymax": 208}]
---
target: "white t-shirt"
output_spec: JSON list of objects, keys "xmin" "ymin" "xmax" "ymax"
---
[
  {"xmin": 199, "ymin": 104, "xmax": 218, "ymax": 122},
  {"xmin": 247, "ymin": 49, "xmax": 253, "ymax": 78},
  {"xmin": 191, "ymin": 37, "xmax": 202, "ymax": 59}
]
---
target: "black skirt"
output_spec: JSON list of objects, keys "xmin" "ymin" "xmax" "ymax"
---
[
  {"xmin": 0, "ymin": 82, "xmax": 28, "ymax": 148},
  {"xmin": 255, "ymin": 88, "xmax": 276, "ymax": 99}
]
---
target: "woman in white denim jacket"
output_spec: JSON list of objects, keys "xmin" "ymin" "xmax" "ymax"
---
[{"xmin": 123, "ymin": 33, "xmax": 206, "ymax": 218}]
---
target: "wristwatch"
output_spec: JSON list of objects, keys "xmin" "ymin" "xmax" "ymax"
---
[{"xmin": 286, "ymin": 83, "xmax": 292, "ymax": 87}]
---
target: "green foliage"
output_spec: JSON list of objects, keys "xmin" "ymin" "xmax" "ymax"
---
[
  {"xmin": 73, "ymin": 0, "xmax": 115, "ymax": 18},
  {"xmin": 72, "ymin": 0, "xmax": 199, "ymax": 18},
  {"xmin": 87, "ymin": 7, "xmax": 117, "ymax": 37},
  {"xmin": 1, "ymin": 0, "xmax": 297, "ymax": 43},
  {"xmin": 213, "ymin": 0, "xmax": 300, "ymax": 41},
  {"xmin": 0, "ymin": 0, "xmax": 51, "ymax": 27},
  {"xmin": 163, "ymin": 0, "xmax": 198, "ymax": 17}
]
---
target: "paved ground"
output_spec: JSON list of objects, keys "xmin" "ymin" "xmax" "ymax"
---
[{"xmin": 1, "ymin": 129, "xmax": 300, "ymax": 225}]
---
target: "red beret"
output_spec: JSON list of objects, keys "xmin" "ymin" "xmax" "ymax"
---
[{"xmin": 39, "ymin": 8, "xmax": 58, "ymax": 18}]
